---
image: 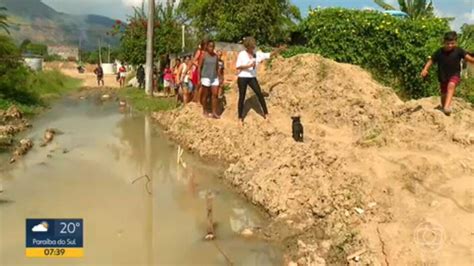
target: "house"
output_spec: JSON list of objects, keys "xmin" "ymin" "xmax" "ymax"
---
[{"xmin": 47, "ymin": 45, "xmax": 79, "ymax": 61}]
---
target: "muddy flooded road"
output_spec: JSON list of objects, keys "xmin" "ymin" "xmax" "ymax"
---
[{"xmin": 0, "ymin": 97, "xmax": 282, "ymax": 265}]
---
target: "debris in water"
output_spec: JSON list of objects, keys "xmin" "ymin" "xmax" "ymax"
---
[
  {"xmin": 63, "ymin": 149, "xmax": 70, "ymax": 154},
  {"xmin": 101, "ymin": 94, "xmax": 111, "ymax": 101},
  {"xmin": 10, "ymin": 138, "xmax": 33, "ymax": 163},
  {"xmin": 177, "ymin": 145, "xmax": 187, "ymax": 168},
  {"xmin": 40, "ymin": 129, "xmax": 56, "ymax": 147},
  {"xmin": 0, "ymin": 183, "xmax": 3, "ymax": 193},
  {"xmin": 205, "ymin": 192, "xmax": 215, "ymax": 241},
  {"xmin": 131, "ymin": 175, "xmax": 152, "ymax": 195},
  {"xmin": 119, "ymin": 99, "xmax": 127, "ymax": 107},
  {"xmin": 241, "ymin": 228, "xmax": 253, "ymax": 237}
]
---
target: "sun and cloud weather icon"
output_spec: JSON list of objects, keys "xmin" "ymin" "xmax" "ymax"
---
[{"xmin": 31, "ymin": 221, "xmax": 49, "ymax": 232}]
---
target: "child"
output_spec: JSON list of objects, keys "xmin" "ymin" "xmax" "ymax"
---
[
  {"xmin": 421, "ymin": 31, "xmax": 474, "ymax": 116},
  {"xmin": 163, "ymin": 64, "xmax": 173, "ymax": 96},
  {"xmin": 199, "ymin": 40, "xmax": 220, "ymax": 119},
  {"xmin": 93, "ymin": 63, "xmax": 104, "ymax": 87}
]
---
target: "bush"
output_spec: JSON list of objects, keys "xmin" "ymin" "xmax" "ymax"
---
[
  {"xmin": 292, "ymin": 8, "xmax": 450, "ymax": 99},
  {"xmin": 458, "ymin": 77, "xmax": 474, "ymax": 104},
  {"xmin": 0, "ymin": 35, "xmax": 37, "ymax": 105}
]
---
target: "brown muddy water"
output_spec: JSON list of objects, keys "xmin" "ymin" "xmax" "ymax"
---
[{"xmin": 0, "ymin": 98, "xmax": 282, "ymax": 265}]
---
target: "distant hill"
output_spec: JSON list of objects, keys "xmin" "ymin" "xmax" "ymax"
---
[{"xmin": 0, "ymin": 0, "xmax": 119, "ymax": 51}]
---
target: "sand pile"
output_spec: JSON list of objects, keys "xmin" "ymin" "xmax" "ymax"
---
[{"xmin": 154, "ymin": 54, "xmax": 474, "ymax": 265}]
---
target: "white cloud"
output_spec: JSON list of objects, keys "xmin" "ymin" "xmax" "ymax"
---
[
  {"xmin": 32, "ymin": 222, "xmax": 48, "ymax": 232},
  {"xmin": 122, "ymin": 0, "xmax": 145, "ymax": 7},
  {"xmin": 464, "ymin": 10, "xmax": 474, "ymax": 22}
]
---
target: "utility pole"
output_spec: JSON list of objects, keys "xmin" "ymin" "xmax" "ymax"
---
[
  {"xmin": 98, "ymin": 37, "xmax": 102, "ymax": 65},
  {"xmin": 108, "ymin": 44, "xmax": 111, "ymax": 63},
  {"xmin": 145, "ymin": 0, "xmax": 155, "ymax": 95},
  {"xmin": 78, "ymin": 37, "xmax": 82, "ymax": 62},
  {"xmin": 182, "ymin": 25, "xmax": 185, "ymax": 53}
]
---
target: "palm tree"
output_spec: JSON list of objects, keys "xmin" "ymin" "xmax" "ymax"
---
[
  {"xmin": 0, "ymin": 7, "xmax": 9, "ymax": 34},
  {"xmin": 374, "ymin": 0, "xmax": 435, "ymax": 19}
]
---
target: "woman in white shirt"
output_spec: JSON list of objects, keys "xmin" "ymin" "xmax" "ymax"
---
[{"xmin": 235, "ymin": 37, "xmax": 280, "ymax": 124}]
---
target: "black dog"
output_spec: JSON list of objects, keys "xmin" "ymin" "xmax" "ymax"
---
[{"xmin": 291, "ymin": 116, "xmax": 304, "ymax": 142}]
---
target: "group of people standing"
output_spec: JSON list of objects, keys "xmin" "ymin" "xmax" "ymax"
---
[
  {"xmin": 93, "ymin": 63, "xmax": 128, "ymax": 88},
  {"xmin": 93, "ymin": 36, "xmax": 281, "ymax": 123},
  {"xmin": 168, "ymin": 37, "xmax": 281, "ymax": 122},
  {"xmin": 161, "ymin": 40, "xmax": 226, "ymax": 118}
]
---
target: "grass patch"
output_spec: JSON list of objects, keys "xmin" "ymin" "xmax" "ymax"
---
[
  {"xmin": 28, "ymin": 70, "xmax": 82, "ymax": 102},
  {"xmin": 458, "ymin": 77, "xmax": 474, "ymax": 105},
  {"xmin": 118, "ymin": 88, "xmax": 176, "ymax": 112},
  {"xmin": 0, "ymin": 70, "xmax": 81, "ymax": 115}
]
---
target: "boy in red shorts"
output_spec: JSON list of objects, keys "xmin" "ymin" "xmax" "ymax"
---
[{"xmin": 421, "ymin": 31, "xmax": 474, "ymax": 116}]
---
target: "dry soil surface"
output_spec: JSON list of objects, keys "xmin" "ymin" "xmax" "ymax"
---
[{"xmin": 154, "ymin": 54, "xmax": 474, "ymax": 265}]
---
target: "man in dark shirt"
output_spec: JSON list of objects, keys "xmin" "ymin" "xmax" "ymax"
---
[
  {"xmin": 421, "ymin": 31, "xmax": 474, "ymax": 116},
  {"xmin": 137, "ymin": 65, "xmax": 145, "ymax": 89}
]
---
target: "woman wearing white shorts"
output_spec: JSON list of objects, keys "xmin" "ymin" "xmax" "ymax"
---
[{"xmin": 199, "ymin": 40, "xmax": 221, "ymax": 119}]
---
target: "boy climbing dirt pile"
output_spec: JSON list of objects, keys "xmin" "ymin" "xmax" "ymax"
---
[{"xmin": 421, "ymin": 31, "xmax": 474, "ymax": 116}]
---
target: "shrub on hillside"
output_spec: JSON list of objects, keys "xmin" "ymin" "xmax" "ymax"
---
[
  {"xmin": 289, "ymin": 8, "xmax": 450, "ymax": 99},
  {"xmin": 0, "ymin": 35, "xmax": 37, "ymax": 105}
]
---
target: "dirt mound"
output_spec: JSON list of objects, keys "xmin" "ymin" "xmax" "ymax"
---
[{"xmin": 154, "ymin": 54, "xmax": 474, "ymax": 265}]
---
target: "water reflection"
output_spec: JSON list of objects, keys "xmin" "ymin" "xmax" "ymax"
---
[{"xmin": 0, "ymin": 100, "xmax": 282, "ymax": 265}]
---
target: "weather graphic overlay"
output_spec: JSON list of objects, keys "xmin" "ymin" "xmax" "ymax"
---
[{"xmin": 25, "ymin": 219, "xmax": 84, "ymax": 258}]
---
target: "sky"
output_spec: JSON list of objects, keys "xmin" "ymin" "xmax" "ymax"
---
[{"xmin": 43, "ymin": 0, "xmax": 473, "ymax": 30}]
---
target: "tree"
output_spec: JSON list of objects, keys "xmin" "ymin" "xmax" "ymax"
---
[
  {"xmin": 374, "ymin": 0, "xmax": 435, "ymax": 19},
  {"xmin": 459, "ymin": 24, "xmax": 474, "ymax": 52},
  {"xmin": 0, "ymin": 7, "xmax": 9, "ymax": 34},
  {"xmin": 178, "ymin": 0, "xmax": 301, "ymax": 45},
  {"xmin": 116, "ymin": 1, "xmax": 182, "ymax": 65}
]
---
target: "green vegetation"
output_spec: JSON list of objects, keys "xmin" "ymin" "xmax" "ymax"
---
[
  {"xmin": 0, "ymin": 33, "xmax": 81, "ymax": 115},
  {"xmin": 0, "ymin": 6, "xmax": 8, "ymax": 33},
  {"xmin": 20, "ymin": 39, "xmax": 48, "ymax": 56},
  {"xmin": 374, "ymin": 0, "xmax": 434, "ymax": 19},
  {"xmin": 80, "ymin": 47, "xmax": 121, "ymax": 64},
  {"xmin": 115, "ymin": 2, "xmax": 184, "ymax": 65},
  {"xmin": 458, "ymin": 77, "xmax": 474, "ymax": 105},
  {"xmin": 178, "ymin": 0, "xmax": 301, "ymax": 46},
  {"xmin": 118, "ymin": 88, "xmax": 175, "ymax": 112},
  {"xmin": 459, "ymin": 24, "xmax": 474, "ymax": 52},
  {"xmin": 286, "ymin": 8, "xmax": 450, "ymax": 100}
]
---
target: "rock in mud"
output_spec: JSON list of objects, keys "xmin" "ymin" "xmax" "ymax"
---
[
  {"xmin": 0, "ymin": 135, "xmax": 13, "ymax": 146},
  {"xmin": 10, "ymin": 138, "xmax": 34, "ymax": 164},
  {"xmin": 40, "ymin": 129, "xmax": 56, "ymax": 147},
  {"xmin": 4, "ymin": 105, "xmax": 22, "ymax": 120},
  {"xmin": 101, "ymin": 94, "xmax": 111, "ymax": 101}
]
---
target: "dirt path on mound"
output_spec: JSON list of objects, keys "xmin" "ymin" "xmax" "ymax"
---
[{"xmin": 154, "ymin": 54, "xmax": 474, "ymax": 265}]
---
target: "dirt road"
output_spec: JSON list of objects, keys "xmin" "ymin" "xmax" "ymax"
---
[
  {"xmin": 45, "ymin": 62, "xmax": 122, "ymax": 88},
  {"xmin": 154, "ymin": 54, "xmax": 474, "ymax": 265}
]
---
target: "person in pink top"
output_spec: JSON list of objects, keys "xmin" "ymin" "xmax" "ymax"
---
[
  {"xmin": 118, "ymin": 64, "xmax": 127, "ymax": 87},
  {"xmin": 163, "ymin": 64, "xmax": 173, "ymax": 96}
]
